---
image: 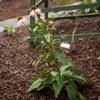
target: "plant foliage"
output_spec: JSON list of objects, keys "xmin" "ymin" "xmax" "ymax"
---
[
  {"xmin": 26, "ymin": 8, "xmax": 88, "ymax": 100},
  {"xmin": 3, "ymin": 26, "xmax": 16, "ymax": 35},
  {"xmin": 27, "ymin": 65, "xmax": 87, "ymax": 100}
]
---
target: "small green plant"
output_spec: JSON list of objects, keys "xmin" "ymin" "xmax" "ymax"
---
[
  {"xmin": 17, "ymin": 6, "xmax": 88, "ymax": 100},
  {"xmin": 3, "ymin": 26, "xmax": 16, "ymax": 35},
  {"xmin": 27, "ymin": 65, "xmax": 87, "ymax": 100},
  {"xmin": 29, "ymin": 17, "xmax": 72, "ymax": 67},
  {"xmin": 28, "ymin": 18, "xmax": 51, "ymax": 45}
]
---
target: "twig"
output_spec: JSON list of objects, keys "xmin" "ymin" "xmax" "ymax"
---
[{"xmin": 71, "ymin": 15, "xmax": 79, "ymax": 49}]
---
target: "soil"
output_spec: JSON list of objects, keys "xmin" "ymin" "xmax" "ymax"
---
[
  {"xmin": 0, "ymin": 0, "xmax": 29, "ymax": 21},
  {"xmin": 0, "ymin": 0, "xmax": 100, "ymax": 100},
  {"xmin": 52, "ymin": 17, "xmax": 100, "ymax": 35}
]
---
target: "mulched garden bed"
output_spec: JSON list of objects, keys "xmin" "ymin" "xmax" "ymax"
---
[
  {"xmin": 0, "ymin": 0, "xmax": 100, "ymax": 100},
  {"xmin": 0, "ymin": 27, "xmax": 100, "ymax": 100},
  {"xmin": 52, "ymin": 16, "xmax": 100, "ymax": 35},
  {"xmin": 0, "ymin": 0, "xmax": 29, "ymax": 21}
]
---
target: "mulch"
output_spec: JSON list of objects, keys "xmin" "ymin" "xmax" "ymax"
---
[
  {"xmin": 0, "ymin": 1, "xmax": 100, "ymax": 100},
  {"xmin": 52, "ymin": 16, "xmax": 100, "ymax": 35},
  {"xmin": 0, "ymin": 0, "xmax": 29, "ymax": 21}
]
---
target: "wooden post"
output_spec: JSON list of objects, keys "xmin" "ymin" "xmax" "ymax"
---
[
  {"xmin": 29, "ymin": 0, "xmax": 35, "ymax": 43},
  {"xmin": 96, "ymin": 0, "xmax": 100, "ymax": 12},
  {"xmin": 44, "ymin": 0, "xmax": 48, "ymax": 19}
]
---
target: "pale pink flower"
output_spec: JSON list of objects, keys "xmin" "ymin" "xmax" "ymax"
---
[
  {"xmin": 30, "ymin": 10, "xmax": 35, "ymax": 17},
  {"xmin": 30, "ymin": 8, "xmax": 41, "ymax": 17},
  {"xmin": 35, "ymin": 8, "xmax": 41, "ymax": 15}
]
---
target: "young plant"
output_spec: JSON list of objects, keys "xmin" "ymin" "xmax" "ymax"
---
[
  {"xmin": 3, "ymin": 26, "xmax": 16, "ymax": 35},
  {"xmin": 29, "ymin": 17, "xmax": 72, "ymax": 67},
  {"xmin": 17, "ymin": 6, "xmax": 88, "ymax": 100},
  {"xmin": 28, "ymin": 18, "xmax": 50, "ymax": 45},
  {"xmin": 27, "ymin": 65, "xmax": 87, "ymax": 100}
]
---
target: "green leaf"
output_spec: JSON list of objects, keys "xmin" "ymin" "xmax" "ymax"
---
[
  {"xmin": 65, "ymin": 80, "xmax": 78, "ymax": 100},
  {"xmin": 67, "ymin": 61, "xmax": 74, "ymax": 67},
  {"xmin": 71, "ymin": 75, "xmax": 87, "ymax": 83},
  {"xmin": 59, "ymin": 65, "xmax": 72, "ymax": 76},
  {"xmin": 27, "ymin": 78, "xmax": 43, "ymax": 93},
  {"xmin": 32, "ymin": 26, "xmax": 39, "ymax": 32},
  {"xmin": 46, "ymin": 52, "xmax": 55, "ymax": 65},
  {"xmin": 36, "ymin": 84, "xmax": 47, "ymax": 91},
  {"xmin": 3, "ymin": 26, "xmax": 16, "ymax": 34},
  {"xmin": 44, "ymin": 33, "xmax": 52, "ymax": 43},
  {"xmin": 54, "ymin": 48, "xmax": 68, "ymax": 65},
  {"xmin": 51, "ymin": 71, "xmax": 58, "ymax": 77},
  {"xmin": 39, "ymin": 69, "xmax": 50, "ymax": 77},
  {"xmin": 53, "ymin": 77, "xmax": 63, "ymax": 98},
  {"xmin": 78, "ymin": 92, "xmax": 85, "ymax": 100}
]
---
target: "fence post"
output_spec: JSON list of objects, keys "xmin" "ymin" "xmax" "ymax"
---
[
  {"xmin": 44, "ymin": 0, "xmax": 48, "ymax": 19},
  {"xmin": 29, "ymin": 0, "xmax": 35, "ymax": 43},
  {"xmin": 96, "ymin": 0, "xmax": 100, "ymax": 12}
]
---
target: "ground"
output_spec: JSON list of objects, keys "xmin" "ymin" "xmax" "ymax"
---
[
  {"xmin": 0, "ymin": 0, "xmax": 29, "ymax": 21},
  {"xmin": 0, "ymin": 0, "xmax": 100, "ymax": 100}
]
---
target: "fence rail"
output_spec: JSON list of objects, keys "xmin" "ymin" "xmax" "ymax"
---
[
  {"xmin": 53, "ymin": 33, "xmax": 100, "ymax": 40},
  {"xmin": 41, "ymin": 3, "xmax": 100, "ymax": 13},
  {"xmin": 29, "ymin": 0, "xmax": 100, "ymax": 43}
]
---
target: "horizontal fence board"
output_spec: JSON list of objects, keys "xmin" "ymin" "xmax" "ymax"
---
[
  {"xmin": 28, "ymin": 33, "xmax": 100, "ymax": 42},
  {"xmin": 53, "ymin": 33, "xmax": 100, "ymax": 40},
  {"xmin": 51, "ymin": 13, "xmax": 100, "ymax": 20},
  {"xmin": 41, "ymin": 3, "xmax": 100, "ymax": 13}
]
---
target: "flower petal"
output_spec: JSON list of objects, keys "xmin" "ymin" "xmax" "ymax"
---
[
  {"xmin": 30, "ymin": 10, "xmax": 35, "ymax": 17},
  {"xmin": 35, "ymin": 8, "xmax": 41, "ymax": 15},
  {"xmin": 17, "ymin": 18, "xmax": 27, "ymax": 26}
]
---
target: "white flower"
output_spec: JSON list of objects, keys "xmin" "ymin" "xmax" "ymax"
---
[
  {"xmin": 30, "ymin": 10, "xmax": 35, "ymax": 17},
  {"xmin": 30, "ymin": 8, "xmax": 41, "ymax": 17},
  {"xmin": 60, "ymin": 42, "xmax": 70, "ymax": 49},
  {"xmin": 35, "ymin": 8, "xmax": 41, "ymax": 15},
  {"xmin": 17, "ymin": 17, "xmax": 27, "ymax": 26}
]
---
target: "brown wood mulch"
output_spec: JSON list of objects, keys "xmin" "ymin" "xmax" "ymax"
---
[
  {"xmin": 0, "ymin": 0, "xmax": 100, "ymax": 100},
  {"xmin": 0, "ymin": 0, "xmax": 29, "ymax": 21}
]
